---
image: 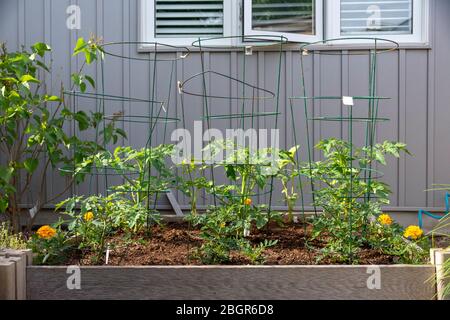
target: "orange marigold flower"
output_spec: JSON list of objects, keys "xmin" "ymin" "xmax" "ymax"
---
[
  {"xmin": 83, "ymin": 211, "xmax": 94, "ymax": 222},
  {"xmin": 378, "ymin": 214, "xmax": 393, "ymax": 226},
  {"xmin": 244, "ymin": 198, "xmax": 252, "ymax": 206},
  {"xmin": 36, "ymin": 225, "xmax": 56, "ymax": 240},
  {"xmin": 403, "ymin": 225, "xmax": 424, "ymax": 240}
]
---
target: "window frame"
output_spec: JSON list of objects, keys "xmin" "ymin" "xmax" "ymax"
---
[
  {"xmin": 139, "ymin": 0, "xmax": 430, "ymax": 50},
  {"xmin": 325, "ymin": 0, "xmax": 430, "ymax": 45},
  {"xmin": 243, "ymin": 0, "xmax": 324, "ymax": 43}
]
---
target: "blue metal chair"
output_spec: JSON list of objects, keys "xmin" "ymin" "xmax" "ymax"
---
[{"xmin": 418, "ymin": 192, "xmax": 450, "ymax": 228}]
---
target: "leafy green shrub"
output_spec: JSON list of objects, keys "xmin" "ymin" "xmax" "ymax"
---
[
  {"xmin": 187, "ymin": 205, "xmax": 277, "ymax": 264},
  {"xmin": 49, "ymin": 144, "xmax": 175, "ymax": 263},
  {"xmin": 178, "ymin": 158, "xmax": 211, "ymax": 216},
  {"xmin": 73, "ymin": 144, "xmax": 176, "ymax": 231},
  {"xmin": 0, "ymin": 222, "xmax": 28, "ymax": 249},
  {"xmin": 0, "ymin": 37, "xmax": 123, "ymax": 232},
  {"xmin": 304, "ymin": 138, "xmax": 412, "ymax": 263},
  {"xmin": 56, "ymin": 194, "xmax": 119, "ymax": 263},
  {"xmin": 276, "ymin": 146, "xmax": 300, "ymax": 222},
  {"xmin": 368, "ymin": 214, "xmax": 428, "ymax": 264},
  {"xmin": 28, "ymin": 220, "xmax": 71, "ymax": 265},
  {"xmin": 186, "ymin": 140, "xmax": 281, "ymax": 264}
]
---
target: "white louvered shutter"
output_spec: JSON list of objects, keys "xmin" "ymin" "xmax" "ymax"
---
[{"xmin": 155, "ymin": 0, "xmax": 224, "ymax": 38}]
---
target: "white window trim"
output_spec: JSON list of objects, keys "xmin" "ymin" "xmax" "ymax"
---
[
  {"xmin": 139, "ymin": 0, "xmax": 430, "ymax": 50},
  {"xmin": 325, "ymin": 0, "xmax": 429, "ymax": 45},
  {"xmin": 243, "ymin": 0, "xmax": 323, "ymax": 43},
  {"xmin": 139, "ymin": 0, "xmax": 235, "ymax": 50}
]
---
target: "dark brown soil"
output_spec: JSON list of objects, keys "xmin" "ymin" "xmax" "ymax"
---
[{"xmin": 67, "ymin": 222, "xmax": 395, "ymax": 266}]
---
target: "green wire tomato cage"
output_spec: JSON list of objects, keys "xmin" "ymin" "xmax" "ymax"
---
[
  {"xmin": 61, "ymin": 42, "xmax": 190, "ymax": 227},
  {"xmin": 178, "ymin": 35, "xmax": 287, "ymax": 212},
  {"xmin": 289, "ymin": 37, "xmax": 399, "ymax": 261}
]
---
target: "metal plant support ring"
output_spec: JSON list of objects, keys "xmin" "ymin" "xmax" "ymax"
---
[
  {"xmin": 179, "ymin": 35, "xmax": 286, "ymax": 214},
  {"xmin": 62, "ymin": 42, "xmax": 189, "ymax": 233},
  {"xmin": 289, "ymin": 37, "xmax": 400, "ymax": 263}
]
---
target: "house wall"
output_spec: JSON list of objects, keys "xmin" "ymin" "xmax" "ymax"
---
[{"xmin": 0, "ymin": 0, "xmax": 449, "ymax": 212}]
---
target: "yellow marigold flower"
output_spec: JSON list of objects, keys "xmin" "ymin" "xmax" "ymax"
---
[
  {"xmin": 403, "ymin": 225, "xmax": 424, "ymax": 240},
  {"xmin": 36, "ymin": 225, "xmax": 56, "ymax": 240},
  {"xmin": 220, "ymin": 222, "xmax": 226, "ymax": 228},
  {"xmin": 83, "ymin": 211, "xmax": 94, "ymax": 222},
  {"xmin": 378, "ymin": 214, "xmax": 393, "ymax": 226},
  {"xmin": 244, "ymin": 198, "xmax": 252, "ymax": 206}
]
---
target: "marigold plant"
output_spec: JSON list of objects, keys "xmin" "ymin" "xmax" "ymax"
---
[
  {"xmin": 378, "ymin": 214, "xmax": 393, "ymax": 226},
  {"xmin": 36, "ymin": 225, "xmax": 57, "ymax": 240},
  {"xmin": 403, "ymin": 225, "xmax": 424, "ymax": 240},
  {"xmin": 83, "ymin": 211, "xmax": 94, "ymax": 222}
]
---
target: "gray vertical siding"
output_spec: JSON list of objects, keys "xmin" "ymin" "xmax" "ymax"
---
[{"xmin": 0, "ymin": 0, "xmax": 449, "ymax": 211}]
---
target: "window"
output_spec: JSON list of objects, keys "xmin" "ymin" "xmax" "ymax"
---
[
  {"xmin": 140, "ymin": 0, "xmax": 429, "ymax": 48},
  {"xmin": 326, "ymin": 0, "xmax": 429, "ymax": 43},
  {"xmin": 341, "ymin": 0, "xmax": 413, "ymax": 35},
  {"xmin": 243, "ymin": 0, "xmax": 323, "ymax": 42}
]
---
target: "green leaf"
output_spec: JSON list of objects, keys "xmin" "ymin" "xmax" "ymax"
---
[
  {"xmin": 255, "ymin": 214, "xmax": 269, "ymax": 229},
  {"xmin": 73, "ymin": 38, "xmax": 87, "ymax": 56},
  {"xmin": 74, "ymin": 111, "xmax": 90, "ymax": 131},
  {"xmin": 35, "ymin": 60, "xmax": 50, "ymax": 72},
  {"xmin": 225, "ymin": 165, "xmax": 236, "ymax": 180},
  {"xmin": 0, "ymin": 198, "xmax": 9, "ymax": 213},
  {"xmin": 85, "ymin": 75, "xmax": 95, "ymax": 89},
  {"xmin": 85, "ymin": 51, "xmax": 95, "ymax": 65},
  {"xmin": 0, "ymin": 166, "xmax": 14, "ymax": 182},
  {"xmin": 115, "ymin": 128, "xmax": 127, "ymax": 139},
  {"xmin": 0, "ymin": 77, "xmax": 19, "ymax": 83},
  {"xmin": 44, "ymin": 95, "xmax": 61, "ymax": 102},
  {"xmin": 20, "ymin": 75, "xmax": 40, "ymax": 84},
  {"xmin": 8, "ymin": 90, "xmax": 20, "ymax": 99},
  {"xmin": 31, "ymin": 42, "xmax": 51, "ymax": 57},
  {"xmin": 80, "ymin": 82, "xmax": 87, "ymax": 93},
  {"xmin": 24, "ymin": 158, "xmax": 39, "ymax": 174},
  {"xmin": 374, "ymin": 150, "xmax": 386, "ymax": 165}
]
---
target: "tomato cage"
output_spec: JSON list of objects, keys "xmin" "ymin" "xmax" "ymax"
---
[
  {"xmin": 289, "ymin": 38, "xmax": 400, "ymax": 260},
  {"xmin": 60, "ymin": 42, "xmax": 190, "ymax": 229},
  {"xmin": 177, "ymin": 35, "xmax": 287, "ymax": 218}
]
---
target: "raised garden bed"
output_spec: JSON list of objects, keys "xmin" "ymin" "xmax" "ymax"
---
[
  {"xmin": 3, "ymin": 235, "xmax": 449, "ymax": 300},
  {"xmin": 17, "ymin": 222, "xmax": 444, "ymax": 300}
]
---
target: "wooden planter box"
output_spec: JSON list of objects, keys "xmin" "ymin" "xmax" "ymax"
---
[{"xmin": 26, "ymin": 265, "xmax": 436, "ymax": 300}]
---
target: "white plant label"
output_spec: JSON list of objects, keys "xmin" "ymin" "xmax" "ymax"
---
[
  {"xmin": 342, "ymin": 96, "xmax": 354, "ymax": 106},
  {"xmin": 105, "ymin": 245, "xmax": 110, "ymax": 265}
]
